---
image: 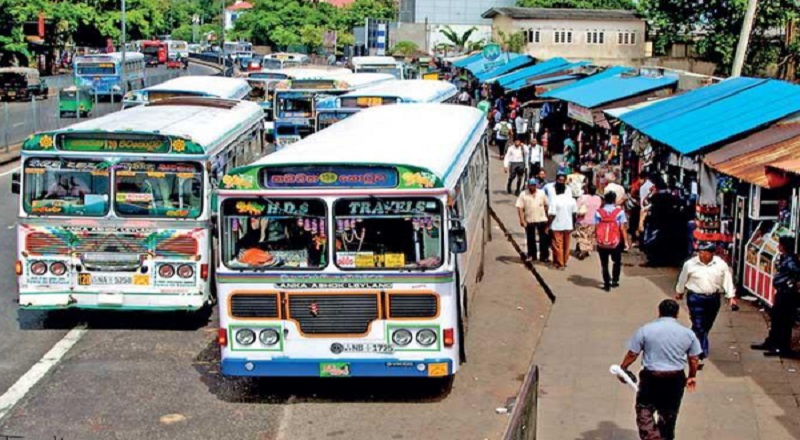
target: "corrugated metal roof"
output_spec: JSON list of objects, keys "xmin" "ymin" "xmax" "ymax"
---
[
  {"xmin": 464, "ymin": 53, "xmax": 523, "ymax": 75},
  {"xmin": 542, "ymin": 72, "xmax": 677, "ymax": 108},
  {"xmin": 474, "ymin": 55, "xmax": 534, "ymax": 82},
  {"xmin": 768, "ymin": 159, "xmax": 800, "ymax": 175},
  {"xmin": 452, "ymin": 52, "xmax": 483, "ymax": 68},
  {"xmin": 541, "ymin": 66, "xmax": 634, "ymax": 97},
  {"xmin": 507, "ymin": 73, "xmax": 581, "ymax": 91},
  {"xmin": 498, "ymin": 59, "xmax": 589, "ymax": 88},
  {"xmin": 603, "ymin": 98, "xmax": 668, "ymax": 119},
  {"xmin": 704, "ymin": 130, "xmax": 800, "ymax": 188},
  {"xmin": 618, "ymin": 77, "xmax": 800, "ymax": 154},
  {"xmin": 703, "ymin": 122, "xmax": 800, "ymax": 164},
  {"xmin": 493, "ymin": 57, "xmax": 570, "ymax": 87}
]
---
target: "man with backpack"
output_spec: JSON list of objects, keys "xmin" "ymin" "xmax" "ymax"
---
[
  {"xmin": 495, "ymin": 117, "xmax": 513, "ymax": 159},
  {"xmin": 595, "ymin": 192, "xmax": 631, "ymax": 291}
]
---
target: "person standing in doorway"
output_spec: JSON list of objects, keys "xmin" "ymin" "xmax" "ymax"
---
[
  {"xmin": 752, "ymin": 235, "xmax": 800, "ymax": 358},
  {"xmin": 619, "ymin": 299, "xmax": 701, "ymax": 440},
  {"xmin": 674, "ymin": 242, "xmax": 737, "ymax": 366},
  {"xmin": 516, "ymin": 179, "xmax": 549, "ymax": 263},
  {"xmin": 595, "ymin": 192, "xmax": 631, "ymax": 291},
  {"xmin": 548, "ymin": 182, "xmax": 577, "ymax": 270},
  {"xmin": 504, "ymin": 139, "xmax": 526, "ymax": 195},
  {"xmin": 495, "ymin": 117, "xmax": 513, "ymax": 159}
]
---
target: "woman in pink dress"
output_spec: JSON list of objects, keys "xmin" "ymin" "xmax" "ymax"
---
[{"xmin": 575, "ymin": 184, "xmax": 603, "ymax": 259}]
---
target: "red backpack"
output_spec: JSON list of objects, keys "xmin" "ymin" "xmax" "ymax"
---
[{"xmin": 596, "ymin": 208, "xmax": 623, "ymax": 249}]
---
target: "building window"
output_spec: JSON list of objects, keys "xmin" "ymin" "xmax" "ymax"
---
[
  {"xmin": 525, "ymin": 29, "xmax": 541, "ymax": 44},
  {"xmin": 586, "ymin": 31, "xmax": 605, "ymax": 45},
  {"xmin": 554, "ymin": 30, "xmax": 573, "ymax": 44},
  {"xmin": 618, "ymin": 32, "xmax": 636, "ymax": 45}
]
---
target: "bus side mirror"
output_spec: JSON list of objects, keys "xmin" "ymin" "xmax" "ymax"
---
[
  {"xmin": 449, "ymin": 225, "xmax": 468, "ymax": 254},
  {"xmin": 11, "ymin": 171, "xmax": 20, "ymax": 194}
]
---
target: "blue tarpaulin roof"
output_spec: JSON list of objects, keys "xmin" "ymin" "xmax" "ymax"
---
[
  {"xmin": 541, "ymin": 66, "xmax": 634, "ymax": 97},
  {"xmin": 473, "ymin": 54, "xmax": 534, "ymax": 82},
  {"xmin": 493, "ymin": 57, "xmax": 571, "ymax": 87},
  {"xmin": 543, "ymin": 72, "xmax": 678, "ymax": 108},
  {"xmin": 506, "ymin": 73, "xmax": 582, "ymax": 91},
  {"xmin": 618, "ymin": 77, "xmax": 800, "ymax": 154},
  {"xmin": 452, "ymin": 53, "xmax": 483, "ymax": 68}
]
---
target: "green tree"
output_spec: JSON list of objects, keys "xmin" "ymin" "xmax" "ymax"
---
[
  {"xmin": 497, "ymin": 30, "xmax": 526, "ymax": 53},
  {"xmin": 391, "ymin": 40, "xmax": 419, "ymax": 56},
  {"xmin": 439, "ymin": 26, "xmax": 478, "ymax": 52}
]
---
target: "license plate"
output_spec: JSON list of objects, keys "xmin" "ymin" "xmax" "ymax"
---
[
  {"xmin": 79, "ymin": 274, "xmax": 136, "ymax": 286},
  {"xmin": 340, "ymin": 343, "xmax": 393, "ymax": 353}
]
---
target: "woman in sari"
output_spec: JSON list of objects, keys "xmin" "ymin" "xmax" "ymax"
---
[{"xmin": 575, "ymin": 184, "xmax": 602, "ymax": 259}]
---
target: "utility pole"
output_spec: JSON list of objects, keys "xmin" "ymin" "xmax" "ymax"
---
[
  {"xmin": 121, "ymin": 0, "xmax": 127, "ymax": 96},
  {"xmin": 731, "ymin": 0, "xmax": 758, "ymax": 77}
]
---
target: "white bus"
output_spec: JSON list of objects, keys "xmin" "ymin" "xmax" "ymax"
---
[
  {"xmin": 261, "ymin": 53, "xmax": 310, "ymax": 70},
  {"xmin": 14, "ymin": 98, "xmax": 266, "ymax": 312},
  {"xmin": 273, "ymin": 72, "xmax": 394, "ymax": 148},
  {"xmin": 215, "ymin": 103, "xmax": 490, "ymax": 378},
  {"xmin": 73, "ymin": 52, "xmax": 146, "ymax": 97},
  {"xmin": 122, "ymin": 76, "xmax": 251, "ymax": 109},
  {"xmin": 241, "ymin": 67, "xmax": 351, "ymax": 119},
  {"xmin": 316, "ymin": 79, "xmax": 458, "ymax": 130},
  {"xmin": 352, "ymin": 56, "xmax": 406, "ymax": 80},
  {"xmin": 166, "ymin": 40, "xmax": 189, "ymax": 60}
]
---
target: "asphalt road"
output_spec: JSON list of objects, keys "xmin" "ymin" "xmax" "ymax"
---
[{"xmin": 0, "ymin": 63, "xmax": 219, "ymax": 149}]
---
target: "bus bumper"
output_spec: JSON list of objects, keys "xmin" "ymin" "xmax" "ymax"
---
[
  {"xmin": 18, "ymin": 291, "xmax": 206, "ymax": 312},
  {"xmin": 221, "ymin": 358, "xmax": 453, "ymax": 378}
]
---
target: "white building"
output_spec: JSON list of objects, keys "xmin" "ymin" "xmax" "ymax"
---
[
  {"xmin": 224, "ymin": 1, "xmax": 253, "ymax": 31},
  {"xmin": 482, "ymin": 7, "xmax": 647, "ymax": 65}
]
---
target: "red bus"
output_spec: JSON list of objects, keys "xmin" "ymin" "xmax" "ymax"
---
[{"xmin": 141, "ymin": 40, "xmax": 168, "ymax": 66}]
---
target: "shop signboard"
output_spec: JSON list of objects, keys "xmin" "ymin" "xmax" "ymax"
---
[{"xmin": 567, "ymin": 102, "xmax": 594, "ymax": 126}]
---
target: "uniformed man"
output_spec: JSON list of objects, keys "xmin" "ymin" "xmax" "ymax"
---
[
  {"xmin": 619, "ymin": 299, "xmax": 701, "ymax": 440},
  {"xmin": 674, "ymin": 242, "xmax": 737, "ymax": 366}
]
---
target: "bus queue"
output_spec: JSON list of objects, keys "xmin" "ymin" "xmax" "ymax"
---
[{"xmin": 14, "ymin": 55, "xmax": 489, "ymax": 380}]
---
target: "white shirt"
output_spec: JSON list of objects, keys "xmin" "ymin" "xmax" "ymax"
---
[
  {"xmin": 525, "ymin": 143, "xmax": 544, "ymax": 166},
  {"xmin": 675, "ymin": 256, "xmax": 736, "ymax": 298},
  {"xmin": 548, "ymin": 193, "xmax": 577, "ymax": 231},
  {"xmin": 639, "ymin": 180, "xmax": 654, "ymax": 206},
  {"xmin": 515, "ymin": 116, "xmax": 528, "ymax": 134},
  {"xmin": 503, "ymin": 145, "xmax": 525, "ymax": 168},
  {"xmin": 604, "ymin": 182, "xmax": 626, "ymax": 205}
]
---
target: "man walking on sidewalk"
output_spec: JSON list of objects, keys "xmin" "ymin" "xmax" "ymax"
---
[
  {"xmin": 504, "ymin": 139, "xmax": 526, "ymax": 195},
  {"xmin": 548, "ymin": 182, "xmax": 576, "ymax": 270},
  {"xmin": 525, "ymin": 138, "xmax": 544, "ymax": 181},
  {"xmin": 619, "ymin": 299, "xmax": 701, "ymax": 440},
  {"xmin": 516, "ymin": 178, "xmax": 549, "ymax": 263},
  {"xmin": 495, "ymin": 117, "xmax": 513, "ymax": 158},
  {"xmin": 595, "ymin": 192, "xmax": 631, "ymax": 291},
  {"xmin": 674, "ymin": 242, "xmax": 737, "ymax": 366},
  {"xmin": 752, "ymin": 235, "xmax": 800, "ymax": 358}
]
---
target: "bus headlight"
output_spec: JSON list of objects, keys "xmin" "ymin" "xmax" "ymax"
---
[
  {"xmin": 30, "ymin": 261, "xmax": 48, "ymax": 276},
  {"xmin": 416, "ymin": 329, "xmax": 437, "ymax": 346},
  {"xmin": 49, "ymin": 262, "xmax": 67, "ymax": 276},
  {"xmin": 259, "ymin": 328, "xmax": 280, "ymax": 345},
  {"xmin": 177, "ymin": 264, "xmax": 194, "ymax": 279},
  {"xmin": 391, "ymin": 329, "xmax": 413, "ymax": 346},
  {"xmin": 235, "ymin": 329, "xmax": 256, "ymax": 346}
]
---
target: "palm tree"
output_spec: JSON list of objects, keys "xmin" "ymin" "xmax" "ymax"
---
[{"xmin": 439, "ymin": 26, "xmax": 478, "ymax": 53}]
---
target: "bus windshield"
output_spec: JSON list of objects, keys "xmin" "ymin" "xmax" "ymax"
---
[
  {"xmin": 276, "ymin": 92, "xmax": 313, "ymax": 118},
  {"xmin": 333, "ymin": 197, "xmax": 443, "ymax": 270},
  {"xmin": 23, "ymin": 158, "xmax": 110, "ymax": 217},
  {"xmin": 114, "ymin": 161, "xmax": 203, "ymax": 218},
  {"xmin": 221, "ymin": 198, "xmax": 327, "ymax": 270},
  {"xmin": 77, "ymin": 63, "xmax": 116, "ymax": 76},
  {"xmin": 142, "ymin": 46, "xmax": 160, "ymax": 55}
]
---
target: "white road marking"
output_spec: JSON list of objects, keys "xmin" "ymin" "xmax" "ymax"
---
[
  {"xmin": 0, "ymin": 326, "xmax": 87, "ymax": 422},
  {"xmin": 11, "ymin": 122, "xmax": 23, "ymax": 128},
  {"xmin": 0, "ymin": 166, "xmax": 19, "ymax": 177},
  {"xmin": 275, "ymin": 398, "xmax": 295, "ymax": 440}
]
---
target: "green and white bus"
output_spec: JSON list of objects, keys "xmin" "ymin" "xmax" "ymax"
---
[
  {"xmin": 14, "ymin": 97, "xmax": 266, "ymax": 312},
  {"xmin": 216, "ymin": 103, "xmax": 490, "ymax": 378}
]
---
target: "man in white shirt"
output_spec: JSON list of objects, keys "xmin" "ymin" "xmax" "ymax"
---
[
  {"xmin": 458, "ymin": 89, "xmax": 471, "ymax": 105},
  {"xmin": 514, "ymin": 113, "xmax": 528, "ymax": 141},
  {"xmin": 548, "ymin": 182, "xmax": 577, "ymax": 270},
  {"xmin": 675, "ymin": 241, "xmax": 737, "ymax": 365},
  {"xmin": 516, "ymin": 179, "xmax": 549, "ymax": 263},
  {"xmin": 603, "ymin": 172, "xmax": 626, "ymax": 206},
  {"xmin": 525, "ymin": 138, "xmax": 544, "ymax": 180},
  {"xmin": 639, "ymin": 171, "xmax": 655, "ymax": 208},
  {"xmin": 504, "ymin": 139, "xmax": 526, "ymax": 195},
  {"xmin": 495, "ymin": 118, "xmax": 513, "ymax": 158}
]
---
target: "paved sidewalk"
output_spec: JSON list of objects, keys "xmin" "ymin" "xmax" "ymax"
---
[{"xmin": 488, "ymin": 150, "xmax": 800, "ymax": 439}]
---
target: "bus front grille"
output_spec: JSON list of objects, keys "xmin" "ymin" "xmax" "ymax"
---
[
  {"xmin": 25, "ymin": 232, "xmax": 70, "ymax": 255},
  {"xmin": 288, "ymin": 294, "xmax": 378, "ymax": 335},
  {"xmin": 75, "ymin": 233, "xmax": 147, "ymax": 254},
  {"xmin": 155, "ymin": 236, "xmax": 198, "ymax": 258},
  {"xmin": 389, "ymin": 294, "xmax": 438, "ymax": 318},
  {"xmin": 230, "ymin": 294, "xmax": 279, "ymax": 318}
]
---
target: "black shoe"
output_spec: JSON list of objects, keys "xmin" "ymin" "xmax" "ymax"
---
[
  {"xmin": 602, "ymin": 284, "xmax": 611, "ymax": 292},
  {"xmin": 611, "ymin": 281, "xmax": 620, "ymax": 288},
  {"xmin": 764, "ymin": 350, "xmax": 785, "ymax": 357},
  {"xmin": 751, "ymin": 343, "xmax": 772, "ymax": 351}
]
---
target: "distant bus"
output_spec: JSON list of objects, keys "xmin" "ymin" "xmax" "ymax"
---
[
  {"xmin": 215, "ymin": 104, "xmax": 490, "ymax": 378},
  {"xmin": 73, "ymin": 52, "xmax": 145, "ymax": 98},
  {"xmin": 273, "ymin": 72, "xmax": 394, "ymax": 148},
  {"xmin": 166, "ymin": 40, "xmax": 189, "ymax": 60},
  {"xmin": 122, "ymin": 76, "xmax": 251, "ymax": 109},
  {"xmin": 261, "ymin": 53, "xmax": 310, "ymax": 70},
  {"xmin": 241, "ymin": 67, "xmax": 351, "ymax": 119},
  {"xmin": 352, "ymin": 56, "xmax": 406, "ymax": 80},
  {"xmin": 316, "ymin": 80, "xmax": 458, "ymax": 131},
  {"xmin": 14, "ymin": 97, "xmax": 267, "ymax": 312},
  {"xmin": 223, "ymin": 41, "xmax": 253, "ymax": 60},
  {"xmin": 141, "ymin": 40, "xmax": 168, "ymax": 66}
]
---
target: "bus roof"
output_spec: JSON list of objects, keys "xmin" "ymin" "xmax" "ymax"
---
[
  {"xmin": 23, "ymin": 98, "xmax": 263, "ymax": 155},
  {"xmin": 75, "ymin": 52, "xmax": 144, "ymax": 62},
  {"xmin": 145, "ymin": 76, "xmax": 250, "ymax": 98},
  {"xmin": 255, "ymin": 67, "xmax": 351, "ymax": 80},
  {"xmin": 351, "ymin": 56, "xmax": 400, "ymax": 66},
  {"xmin": 339, "ymin": 80, "xmax": 457, "ymax": 103},
  {"xmin": 264, "ymin": 52, "xmax": 309, "ymax": 61},
  {"xmin": 224, "ymin": 103, "xmax": 487, "ymax": 190}
]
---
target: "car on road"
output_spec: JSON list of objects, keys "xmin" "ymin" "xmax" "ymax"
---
[
  {"xmin": 58, "ymin": 86, "xmax": 93, "ymax": 118},
  {"xmin": 0, "ymin": 67, "xmax": 49, "ymax": 101}
]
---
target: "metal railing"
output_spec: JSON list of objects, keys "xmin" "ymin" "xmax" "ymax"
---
[{"xmin": 503, "ymin": 364, "xmax": 540, "ymax": 440}]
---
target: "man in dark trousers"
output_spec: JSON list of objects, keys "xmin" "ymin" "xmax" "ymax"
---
[
  {"xmin": 752, "ymin": 235, "xmax": 800, "ymax": 358},
  {"xmin": 595, "ymin": 191, "xmax": 631, "ymax": 291},
  {"xmin": 619, "ymin": 299, "xmax": 701, "ymax": 440}
]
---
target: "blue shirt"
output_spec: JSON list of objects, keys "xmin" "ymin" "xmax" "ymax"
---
[
  {"xmin": 629, "ymin": 317, "xmax": 702, "ymax": 371},
  {"xmin": 594, "ymin": 204, "xmax": 627, "ymax": 225}
]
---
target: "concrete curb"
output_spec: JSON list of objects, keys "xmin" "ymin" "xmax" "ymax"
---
[
  {"xmin": 490, "ymin": 207, "xmax": 557, "ymax": 304},
  {"xmin": 0, "ymin": 144, "xmax": 21, "ymax": 166}
]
